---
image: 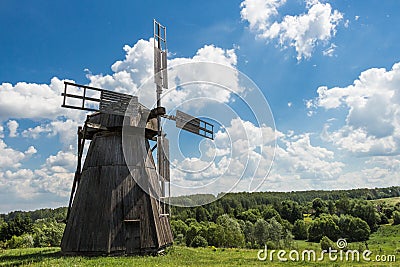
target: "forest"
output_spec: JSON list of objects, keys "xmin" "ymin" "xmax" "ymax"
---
[{"xmin": 0, "ymin": 186, "xmax": 399, "ymax": 250}]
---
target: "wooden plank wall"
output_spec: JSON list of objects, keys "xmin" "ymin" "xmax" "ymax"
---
[{"xmin": 61, "ymin": 113, "xmax": 173, "ymax": 255}]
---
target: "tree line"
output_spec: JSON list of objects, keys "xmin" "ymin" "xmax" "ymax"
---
[
  {"xmin": 170, "ymin": 186, "xmax": 400, "ymax": 248},
  {"xmin": 0, "ymin": 186, "xmax": 399, "ymax": 249},
  {"xmin": 0, "ymin": 208, "xmax": 66, "ymax": 249}
]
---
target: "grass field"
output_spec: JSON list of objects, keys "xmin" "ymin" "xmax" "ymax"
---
[
  {"xmin": 371, "ymin": 197, "xmax": 400, "ymax": 206},
  {"xmin": 1, "ymin": 225, "xmax": 399, "ymax": 267}
]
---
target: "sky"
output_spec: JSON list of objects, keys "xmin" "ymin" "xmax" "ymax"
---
[{"xmin": 1, "ymin": 0, "xmax": 400, "ymax": 212}]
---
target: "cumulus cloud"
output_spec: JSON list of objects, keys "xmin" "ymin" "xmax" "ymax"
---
[
  {"xmin": 311, "ymin": 62, "xmax": 400, "ymax": 155},
  {"xmin": 0, "ymin": 125, "xmax": 3, "ymax": 138},
  {"xmin": 0, "ymin": 140, "xmax": 25, "ymax": 169},
  {"xmin": 87, "ymin": 39, "xmax": 240, "ymax": 110},
  {"xmin": 169, "ymin": 117, "xmax": 279, "ymax": 194},
  {"xmin": 7, "ymin": 120, "xmax": 19, "ymax": 137},
  {"xmin": 274, "ymin": 133, "xmax": 344, "ymax": 179},
  {"xmin": 22, "ymin": 119, "xmax": 80, "ymax": 147},
  {"xmin": 240, "ymin": 0, "xmax": 343, "ymax": 60},
  {"xmin": 0, "ymin": 139, "xmax": 37, "ymax": 169},
  {"xmin": 0, "ymin": 77, "xmax": 65, "ymax": 120},
  {"xmin": 170, "ymin": 116, "xmax": 345, "ymax": 194},
  {"xmin": 0, "ymin": 150, "xmax": 75, "ymax": 205},
  {"xmin": 0, "ymin": 76, "xmax": 86, "ymax": 152}
]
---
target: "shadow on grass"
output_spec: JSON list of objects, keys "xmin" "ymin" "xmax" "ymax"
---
[{"xmin": 0, "ymin": 249, "xmax": 61, "ymax": 266}]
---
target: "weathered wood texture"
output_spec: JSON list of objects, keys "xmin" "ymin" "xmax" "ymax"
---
[{"xmin": 61, "ymin": 113, "xmax": 173, "ymax": 255}]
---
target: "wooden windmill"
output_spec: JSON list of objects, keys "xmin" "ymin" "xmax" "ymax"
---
[{"xmin": 60, "ymin": 20, "xmax": 214, "ymax": 255}]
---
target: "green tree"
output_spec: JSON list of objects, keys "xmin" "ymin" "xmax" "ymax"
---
[
  {"xmin": 253, "ymin": 219, "xmax": 269, "ymax": 247},
  {"xmin": 242, "ymin": 221, "xmax": 255, "ymax": 248},
  {"xmin": 216, "ymin": 214, "xmax": 245, "ymax": 247},
  {"xmin": 338, "ymin": 215, "xmax": 370, "ymax": 242},
  {"xmin": 195, "ymin": 207, "xmax": 210, "ymax": 222},
  {"xmin": 292, "ymin": 219, "xmax": 308, "ymax": 240},
  {"xmin": 379, "ymin": 213, "xmax": 389, "ymax": 225},
  {"xmin": 279, "ymin": 200, "xmax": 303, "ymax": 224},
  {"xmin": 237, "ymin": 209, "xmax": 261, "ymax": 223},
  {"xmin": 185, "ymin": 223, "xmax": 202, "ymax": 247},
  {"xmin": 32, "ymin": 218, "xmax": 64, "ymax": 247},
  {"xmin": 205, "ymin": 222, "xmax": 224, "ymax": 247},
  {"xmin": 350, "ymin": 201, "xmax": 380, "ymax": 231},
  {"xmin": 170, "ymin": 220, "xmax": 188, "ymax": 238},
  {"xmin": 268, "ymin": 217, "xmax": 283, "ymax": 245},
  {"xmin": 262, "ymin": 205, "xmax": 282, "ymax": 223},
  {"xmin": 335, "ymin": 198, "xmax": 351, "ymax": 215},
  {"xmin": 308, "ymin": 214, "xmax": 340, "ymax": 242},
  {"xmin": 327, "ymin": 200, "xmax": 337, "ymax": 215},
  {"xmin": 0, "ymin": 215, "xmax": 33, "ymax": 242},
  {"xmin": 312, "ymin": 198, "xmax": 328, "ymax": 217},
  {"xmin": 393, "ymin": 211, "xmax": 400, "ymax": 225},
  {"xmin": 253, "ymin": 217, "xmax": 284, "ymax": 248},
  {"xmin": 6, "ymin": 234, "xmax": 34, "ymax": 249}
]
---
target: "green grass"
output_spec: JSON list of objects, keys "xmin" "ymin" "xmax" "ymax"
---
[
  {"xmin": 371, "ymin": 197, "xmax": 400, "ymax": 206},
  {"xmin": 1, "ymin": 226, "xmax": 399, "ymax": 266}
]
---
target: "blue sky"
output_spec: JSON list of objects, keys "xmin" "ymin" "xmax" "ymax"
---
[{"xmin": 1, "ymin": 0, "xmax": 400, "ymax": 212}]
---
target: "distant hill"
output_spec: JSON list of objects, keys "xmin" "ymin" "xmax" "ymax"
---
[{"xmin": 1, "ymin": 186, "xmax": 399, "ymax": 221}]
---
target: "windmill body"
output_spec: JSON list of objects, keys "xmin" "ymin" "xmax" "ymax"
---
[{"xmin": 60, "ymin": 110, "xmax": 173, "ymax": 255}]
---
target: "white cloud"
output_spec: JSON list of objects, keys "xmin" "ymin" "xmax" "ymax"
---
[
  {"xmin": 0, "ymin": 150, "xmax": 75, "ymax": 205},
  {"xmin": 0, "ymin": 139, "xmax": 37, "ymax": 169},
  {"xmin": 22, "ymin": 119, "xmax": 80, "ymax": 147},
  {"xmin": 0, "ymin": 140, "xmax": 25, "ymax": 169},
  {"xmin": 170, "ymin": 117, "xmax": 345, "ymax": 194},
  {"xmin": 322, "ymin": 43, "xmax": 337, "ymax": 57},
  {"xmin": 274, "ymin": 133, "xmax": 344, "ymax": 179},
  {"xmin": 0, "ymin": 125, "xmax": 3, "ymax": 138},
  {"xmin": 240, "ymin": 0, "xmax": 286, "ymax": 32},
  {"xmin": 25, "ymin": 146, "xmax": 37, "ymax": 157},
  {"xmin": 7, "ymin": 120, "xmax": 19, "ymax": 137},
  {"xmin": 169, "ymin": 117, "xmax": 279, "ymax": 194},
  {"xmin": 87, "ymin": 39, "xmax": 240, "ymax": 110},
  {"xmin": 0, "ymin": 77, "xmax": 65, "ymax": 120},
  {"xmin": 312, "ymin": 62, "xmax": 400, "ymax": 155},
  {"xmin": 240, "ymin": 0, "xmax": 343, "ymax": 60},
  {"xmin": 0, "ymin": 76, "xmax": 87, "ymax": 152}
]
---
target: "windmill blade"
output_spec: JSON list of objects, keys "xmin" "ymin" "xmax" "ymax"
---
[
  {"xmin": 175, "ymin": 110, "xmax": 214, "ymax": 140},
  {"xmin": 157, "ymin": 135, "xmax": 170, "ymax": 182},
  {"xmin": 61, "ymin": 81, "xmax": 135, "ymax": 116}
]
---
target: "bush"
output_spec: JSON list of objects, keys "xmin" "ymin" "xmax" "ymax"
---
[
  {"xmin": 190, "ymin": 235, "xmax": 208, "ymax": 248},
  {"xmin": 379, "ymin": 213, "xmax": 389, "ymax": 225},
  {"xmin": 171, "ymin": 220, "xmax": 189, "ymax": 238},
  {"xmin": 32, "ymin": 219, "xmax": 64, "ymax": 247},
  {"xmin": 6, "ymin": 234, "xmax": 34, "ymax": 249},
  {"xmin": 174, "ymin": 234, "xmax": 185, "ymax": 245},
  {"xmin": 393, "ymin": 211, "xmax": 400, "ymax": 225},
  {"xmin": 185, "ymin": 223, "xmax": 202, "ymax": 247},
  {"xmin": 320, "ymin": 236, "xmax": 335, "ymax": 251},
  {"xmin": 0, "ymin": 215, "xmax": 33, "ymax": 242}
]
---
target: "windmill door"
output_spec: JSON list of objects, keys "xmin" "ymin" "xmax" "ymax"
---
[{"xmin": 125, "ymin": 220, "xmax": 141, "ymax": 253}]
